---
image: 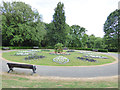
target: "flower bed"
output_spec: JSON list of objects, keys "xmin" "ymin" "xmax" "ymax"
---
[
  {"xmin": 53, "ymin": 56, "xmax": 69, "ymax": 64},
  {"xmin": 66, "ymin": 50, "xmax": 75, "ymax": 52},
  {"xmin": 14, "ymin": 50, "xmax": 40, "ymax": 56},
  {"xmin": 84, "ymin": 55, "xmax": 108, "ymax": 59},
  {"xmin": 77, "ymin": 57, "xmax": 97, "ymax": 62},
  {"xmin": 41, "ymin": 49, "xmax": 50, "ymax": 52},
  {"xmin": 49, "ymin": 52, "xmax": 70, "ymax": 55},
  {"xmin": 25, "ymin": 55, "xmax": 45, "ymax": 60}
]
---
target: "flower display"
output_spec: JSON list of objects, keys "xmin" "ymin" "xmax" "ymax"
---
[
  {"xmin": 53, "ymin": 56, "xmax": 69, "ymax": 64},
  {"xmin": 25, "ymin": 55, "xmax": 45, "ymax": 60},
  {"xmin": 14, "ymin": 50, "xmax": 36, "ymax": 56},
  {"xmin": 49, "ymin": 52, "xmax": 70, "ymax": 55},
  {"xmin": 84, "ymin": 55, "xmax": 108, "ymax": 59}
]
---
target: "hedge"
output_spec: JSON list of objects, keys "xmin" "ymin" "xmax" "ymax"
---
[
  {"xmin": 2, "ymin": 46, "xmax": 33, "ymax": 49},
  {"xmin": 1, "ymin": 46, "xmax": 111, "ymax": 53},
  {"xmin": 98, "ymin": 49, "xmax": 108, "ymax": 52}
]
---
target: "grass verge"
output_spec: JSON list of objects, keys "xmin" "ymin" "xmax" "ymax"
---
[{"xmin": 1, "ymin": 73, "xmax": 118, "ymax": 88}]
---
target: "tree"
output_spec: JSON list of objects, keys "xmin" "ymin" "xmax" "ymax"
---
[
  {"xmin": 104, "ymin": 9, "xmax": 119, "ymax": 50},
  {"xmin": 1, "ymin": 1, "xmax": 46, "ymax": 46},
  {"xmin": 52, "ymin": 2, "xmax": 67, "ymax": 45},
  {"xmin": 82, "ymin": 34, "xmax": 88, "ymax": 48},
  {"xmin": 94, "ymin": 37, "xmax": 105, "ymax": 49},
  {"xmin": 68, "ymin": 25, "xmax": 86, "ymax": 47},
  {"xmin": 87, "ymin": 34, "xmax": 96, "ymax": 48}
]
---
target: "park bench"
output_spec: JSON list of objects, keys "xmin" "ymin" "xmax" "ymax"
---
[
  {"xmin": 33, "ymin": 46, "xmax": 39, "ymax": 49},
  {"xmin": 92, "ymin": 49, "xmax": 98, "ymax": 52},
  {"xmin": 2, "ymin": 47, "xmax": 10, "ymax": 50},
  {"xmin": 7, "ymin": 63, "xmax": 36, "ymax": 74}
]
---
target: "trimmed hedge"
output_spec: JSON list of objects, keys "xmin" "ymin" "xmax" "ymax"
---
[
  {"xmin": 1, "ymin": 46, "xmax": 109, "ymax": 52},
  {"xmin": 68, "ymin": 47, "xmax": 93, "ymax": 51},
  {"xmin": 2, "ymin": 46, "xmax": 33, "ymax": 49},
  {"xmin": 68, "ymin": 47, "xmax": 108, "ymax": 52},
  {"xmin": 98, "ymin": 49, "xmax": 108, "ymax": 52},
  {"xmin": 108, "ymin": 49, "xmax": 118, "ymax": 52}
]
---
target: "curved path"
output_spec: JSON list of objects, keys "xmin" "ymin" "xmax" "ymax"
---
[{"xmin": 0, "ymin": 50, "xmax": 119, "ymax": 78}]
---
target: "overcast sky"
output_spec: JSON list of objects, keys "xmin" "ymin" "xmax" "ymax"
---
[{"xmin": 1, "ymin": 0, "xmax": 119, "ymax": 37}]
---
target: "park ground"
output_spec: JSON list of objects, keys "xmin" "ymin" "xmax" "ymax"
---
[
  {"xmin": 0, "ymin": 50, "xmax": 119, "ymax": 88},
  {"xmin": 1, "ymin": 72, "xmax": 118, "ymax": 88}
]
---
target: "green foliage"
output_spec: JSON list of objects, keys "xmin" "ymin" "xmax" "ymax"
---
[
  {"xmin": 1, "ymin": 1, "xmax": 46, "ymax": 46},
  {"xmin": 67, "ymin": 25, "xmax": 86, "ymax": 47},
  {"xmin": 1, "ymin": 1, "xmax": 107, "ymax": 50},
  {"xmin": 2, "ymin": 46, "xmax": 33, "ymax": 49},
  {"xmin": 52, "ymin": 2, "xmax": 67, "ymax": 45},
  {"xmin": 104, "ymin": 9, "xmax": 119, "ymax": 50},
  {"xmin": 98, "ymin": 49, "xmax": 108, "ymax": 52},
  {"xmin": 54, "ymin": 43, "xmax": 63, "ymax": 53}
]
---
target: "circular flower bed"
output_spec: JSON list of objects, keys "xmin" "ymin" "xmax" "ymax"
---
[
  {"xmin": 53, "ymin": 56, "xmax": 69, "ymax": 64},
  {"xmin": 49, "ymin": 52, "xmax": 70, "ymax": 55}
]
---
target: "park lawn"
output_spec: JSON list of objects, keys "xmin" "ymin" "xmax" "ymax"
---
[
  {"xmin": 2, "ymin": 49, "xmax": 116, "ymax": 66},
  {"xmin": 1, "ymin": 73, "xmax": 118, "ymax": 88}
]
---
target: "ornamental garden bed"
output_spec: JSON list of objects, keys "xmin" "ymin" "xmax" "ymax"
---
[{"xmin": 2, "ymin": 49, "xmax": 116, "ymax": 66}]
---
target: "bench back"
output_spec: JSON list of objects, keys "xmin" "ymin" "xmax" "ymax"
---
[{"xmin": 7, "ymin": 63, "xmax": 35, "ymax": 69}]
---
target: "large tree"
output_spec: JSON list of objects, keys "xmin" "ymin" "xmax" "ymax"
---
[
  {"xmin": 104, "ymin": 9, "xmax": 119, "ymax": 51},
  {"xmin": 1, "ymin": 1, "xmax": 46, "ymax": 46},
  {"xmin": 52, "ymin": 2, "xmax": 67, "ymax": 45},
  {"xmin": 68, "ymin": 25, "xmax": 86, "ymax": 47}
]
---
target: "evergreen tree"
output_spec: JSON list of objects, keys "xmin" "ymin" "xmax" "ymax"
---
[{"xmin": 52, "ymin": 2, "xmax": 67, "ymax": 45}]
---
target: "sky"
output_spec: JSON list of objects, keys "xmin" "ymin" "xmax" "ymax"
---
[{"xmin": 1, "ymin": 0, "xmax": 119, "ymax": 37}]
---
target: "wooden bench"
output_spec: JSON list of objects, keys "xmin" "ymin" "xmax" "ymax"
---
[
  {"xmin": 33, "ymin": 46, "xmax": 39, "ymax": 49},
  {"xmin": 2, "ymin": 47, "xmax": 10, "ymax": 50},
  {"xmin": 7, "ymin": 63, "xmax": 36, "ymax": 74},
  {"xmin": 92, "ymin": 49, "xmax": 98, "ymax": 52}
]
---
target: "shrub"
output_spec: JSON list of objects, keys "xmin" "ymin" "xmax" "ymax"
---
[
  {"xmin": 98, "ymin": 49, "xmax": 108, "ymax": 52},
  {"xmin": 54, "ymin": 43, "xmax": 63, "ymax": 53},
  {"xmin": 108, "ymin": 49, "xmax": 118, "ymax": 52}
]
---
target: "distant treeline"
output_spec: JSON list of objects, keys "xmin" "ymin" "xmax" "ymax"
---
[{"xmin": 1, "ymin": 1, "xmax": 119, "ymax": 52}]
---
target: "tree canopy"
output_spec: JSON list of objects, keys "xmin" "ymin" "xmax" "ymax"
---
[
  {"xmin": 104, "ymin": 9, "xmax": 119, "ymax": 51},
  {"xmin": 1, "ymin": 1, "xmax": 46, "ymax": 46},
  {"xmin": 1, "ymin": 1, "xmax": 117, "ymax": 51}
]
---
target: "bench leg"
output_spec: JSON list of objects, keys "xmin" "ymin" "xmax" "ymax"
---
[
  {"xmin": 8, "ymin": 68, "xmax": 13, "ymax": 73},
  {"xmin": 33, "ymin": 69, "xmax": 36, "ymax": 73},
  {"xmin": 32, "ymin": 66, "xmax": 36, "ymax": 73}
]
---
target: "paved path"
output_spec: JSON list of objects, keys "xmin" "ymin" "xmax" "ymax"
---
[{"xmin": 0, "ymin": 50, "xmax": 119, "ymax": 78}]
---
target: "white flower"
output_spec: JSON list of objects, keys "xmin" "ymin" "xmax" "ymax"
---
[{"xmin": 53, "ymin": 56, "xmax": 69, "ymax": 64}]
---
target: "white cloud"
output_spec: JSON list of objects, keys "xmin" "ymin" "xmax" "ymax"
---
[{"xmin": 1, "ymin": 0, "xmax": 119, "ymax": 37}]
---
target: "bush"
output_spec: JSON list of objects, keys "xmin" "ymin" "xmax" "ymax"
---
[
  {"xmin": 2, "ymin": 46, "xmax": 33, "ymax": 49},
  {"xmin": 68, "ymin": 47, "xmax": 93, "ymax": 51},
  {"xmin": 54, "ymin": 43, "xmax": 63, "ymax": 53},
  {"xmin": 108, "ymin": 49, "xmax": 118, "ymax": 52},
  {"xmin": 98, "ymin": 49, "xmax": 108, "ymax": 52}
]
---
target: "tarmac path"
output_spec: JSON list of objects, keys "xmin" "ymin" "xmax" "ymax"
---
[{"xmin": 0, "ymin": 50, "xmax": 119, "ymax": 78}]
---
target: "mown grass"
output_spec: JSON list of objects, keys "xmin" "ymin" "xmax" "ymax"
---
[
  {"xmin": 1, "ymin": 73, "xmax": 118, "ymax": 88},
  {"xmin": 2, "ymin": 49, "xmax": 116, "ymax": 66}
]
